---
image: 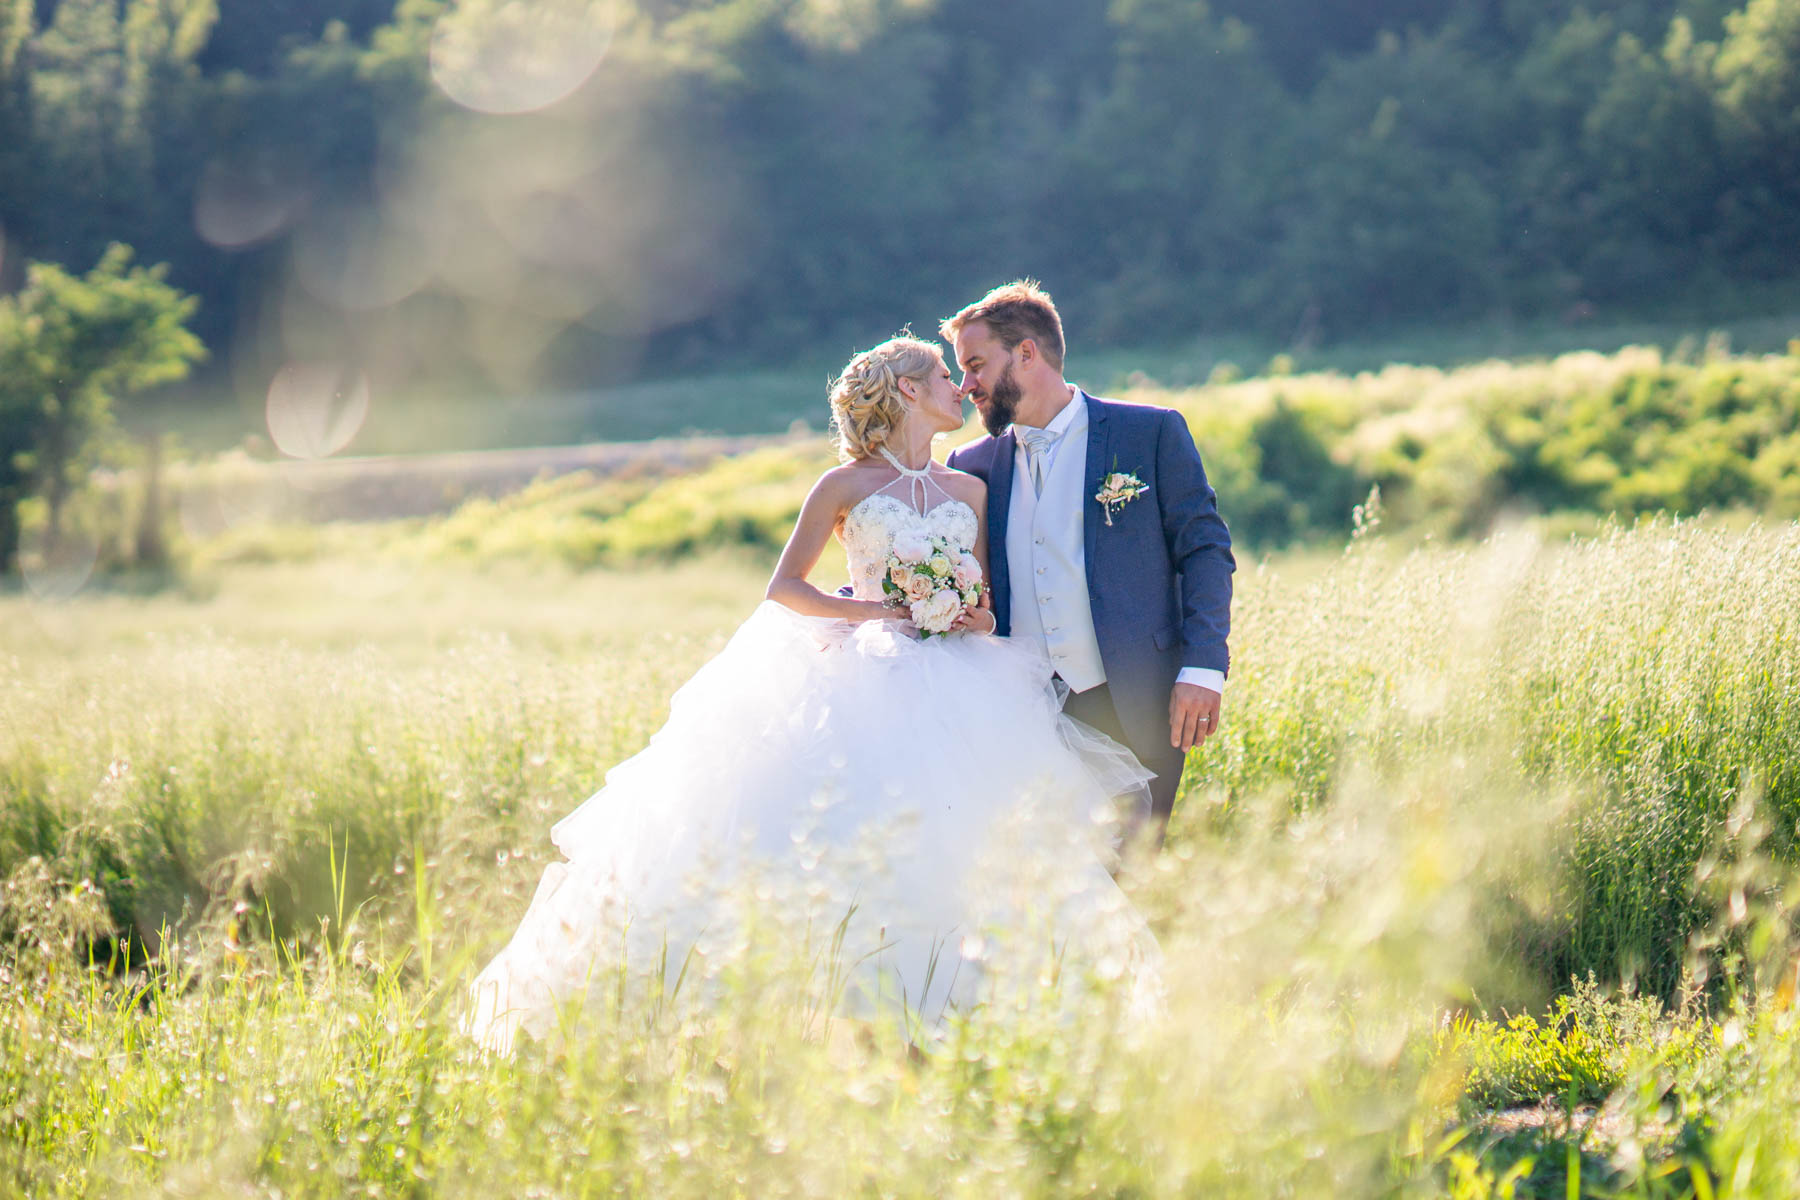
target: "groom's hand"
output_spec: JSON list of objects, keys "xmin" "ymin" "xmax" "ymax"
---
[
  {"xmin": 949, "ymin": 590, "xmax": 994, "ymax": 633},
  {"xmin": 951, "ymin": 604, "xmax": 996, "ymax": 634},
  {"xmin": 1170, "ymin": 683, "xmax": 1222, "ymax": 752}
]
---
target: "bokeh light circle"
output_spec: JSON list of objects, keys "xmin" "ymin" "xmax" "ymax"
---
[
  {"xmin": 177, "ymin": 479, "xmax": 230, "ymax": 542},
  {"xmin": 20, "ymin": 524, "xmax": 99, "ymax": 603},
  {"xmin": 265, "ymin": 363, "xmax": 371, "ymax": 460},
  {"xmin": 292, "ymin": 206, "xmax": 434, "ymax": 312},
  {"xmin": 193, "ymin": 160, "xmax": 307, "ymax": 249},
  {"xmin": 429, "ymin": 0, "xmax": 615, "ymax": 116}
]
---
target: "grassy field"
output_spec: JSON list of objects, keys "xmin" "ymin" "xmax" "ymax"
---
[
  {"xmin": 87, "ymin": 337, "xmax": 1797, "ymax": 608},
  {"xmin": 6, "ymin": 519, "xmax": 1800, "ymax": 1196}
]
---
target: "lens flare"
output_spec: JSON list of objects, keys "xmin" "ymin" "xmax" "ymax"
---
[
  {"xmin": 465, "ymin": 303, "xmax": 565, "ymax": 389},
  {"xmin": 266, "ymin": 363, "xmax": 371, "ymax": 460},
  {"xmin": 216, "ymin": 469, "xmax": 305, "ymax": 529},
  {"xmin": 292, "ymin": 206, "xmax": 433, "ymax": 312},
  {"xmin": 430, "ymin": 0, "xmax": 615, "ymax": 116},
  {"xmin": 19, "ymin": 524, "xmax": 98, "ymax": 603},
  {"xmin": 193, "ymin": 160, "xmax": 308, "ymax": 249},
  {"xmin": 176, "ymin": 480, "xmax": 229, "ymax": 542}
]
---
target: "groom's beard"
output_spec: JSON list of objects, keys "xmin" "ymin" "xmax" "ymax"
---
[{"xmin": 979, "ymin": 362, "xmax": 1023, "ymax": 436}]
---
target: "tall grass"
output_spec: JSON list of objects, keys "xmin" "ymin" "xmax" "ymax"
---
[
  {"xmin": 5, "ymin": 524, "xmax": 1800, "ymax": 1193},
  {"xmin": 1196, "ymin": 519, "xmax": 1800, "ymax": 996}
]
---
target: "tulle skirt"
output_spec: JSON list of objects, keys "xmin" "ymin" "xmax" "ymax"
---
[{"xmin": 464, "ymin": 602, "xmax": 1160, "ymax": 1053}]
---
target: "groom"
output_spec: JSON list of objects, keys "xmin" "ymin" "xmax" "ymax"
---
[{"xmin": 943, "ymin": 281, "xmax": 1234, "ymax": 845}]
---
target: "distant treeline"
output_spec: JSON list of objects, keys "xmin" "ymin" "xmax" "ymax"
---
[{"xmin": 1, "ymin": 0, "xmax": 1798, "ymax": 389}]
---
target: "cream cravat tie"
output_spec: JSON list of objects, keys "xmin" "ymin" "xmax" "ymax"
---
[{"xmin": 1017, "ymin": 426, "xmax": 1061, "ymax": 497}]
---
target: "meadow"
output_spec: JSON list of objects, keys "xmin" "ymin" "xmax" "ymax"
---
[
  {"xmin": 104, "ymin": 336, "xmax": 1800, "ymax": 598},
  {"xmin": 6, "ymin": 512, "xmax": 1800, "ymax": 1196},
  {"xmin": 143, "ymin": 304, "xmax": 1800, "ymax": 457}
]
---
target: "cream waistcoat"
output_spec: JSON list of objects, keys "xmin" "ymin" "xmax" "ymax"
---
[{"xmin": 1005, "ymin": 403, "xmax": 1106, "ymax": 692}]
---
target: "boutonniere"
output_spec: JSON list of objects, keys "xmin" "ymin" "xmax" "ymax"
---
[{"xmin": 1095, "ymin": 464, "xmax": 1148, "ymax": 526}]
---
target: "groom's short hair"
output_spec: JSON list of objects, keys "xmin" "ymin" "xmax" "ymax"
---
[{"xmin": 942, "ymin": 280, "xmax": 1065, "ymax": 370}]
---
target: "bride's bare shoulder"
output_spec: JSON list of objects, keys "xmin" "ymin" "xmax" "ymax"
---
[
  {"xmin": 811, "ymin": 460, "xmax": 891, "ymax": 511},
  {"xmin": 936, "ymin": 464, "xmax": 987, "ymax": 507},
  {"xmin": 812, "ymin": 461, "xmax": 877, "ymax": 491}
]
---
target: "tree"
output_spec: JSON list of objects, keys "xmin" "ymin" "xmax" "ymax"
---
[
  {"xmin": 1269, "ymin": 23, "xmax": 1512, "ymax": 334},
  {"xmin": 0, "ymin": 244, "xmax": 205, "ymax": 575},
  {"xmin": 1053, "ymin": 0, "xmax": 1293, "ymax": 339},
  {"xmin": 20, "ymin": 0, "xmax": 218, "ymax": 313},
  {"xmin": 1210, "ymin": 0, "xmax": 1457, "ymax": 90},
  {"xmin": 0, "ymin": 0, "xmax": 33, "ymax": 282},
  {"xmin": 1577, "ymin": 20, "xmax": 1724, "ymax": 296},
  {"xmin": 1712, "ymin": 0, "xmax": 1800, "ymax": 272},
  {"xmin": 198, "ymin": 0, "xmax": 393, "ymax": 75}
]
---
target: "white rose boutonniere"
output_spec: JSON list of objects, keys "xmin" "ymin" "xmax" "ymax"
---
[{"xmin": 1095, "ymin": 464, "xmax": 1149, "ymax": 526}]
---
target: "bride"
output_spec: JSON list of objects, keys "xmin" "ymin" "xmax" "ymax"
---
[{"xmin": 464, "ymin": 336, "xmax": 1159, "ymax": 1054}]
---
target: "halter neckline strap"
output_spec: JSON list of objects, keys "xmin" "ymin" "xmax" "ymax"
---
[{"xmin": 876, "ymin": 446, "xmax": 933, "ymax": 478}]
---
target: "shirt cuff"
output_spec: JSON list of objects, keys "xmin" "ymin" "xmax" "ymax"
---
[{"xmin": 1177, "ymin": 666, "xmax": 1225, "ymax": 696}]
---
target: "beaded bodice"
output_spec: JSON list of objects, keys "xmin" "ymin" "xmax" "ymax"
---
[
  {"xmin": 835, "ymin": 450, "xmax": 976, "ymax": 601},
  {"xmin": 840, "ymin": 492, "xmax": 980, "ymax": 600}
]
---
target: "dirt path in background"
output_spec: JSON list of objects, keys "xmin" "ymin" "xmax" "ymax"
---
[{"xmin": 164, "ymin": 431, "xmax": 808, "ymax": 524}]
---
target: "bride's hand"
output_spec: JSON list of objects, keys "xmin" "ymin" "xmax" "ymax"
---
[
  {"xmin": 886, "ymin": 605, "xmax": 923, "ymax": 638},
  {"xmin": 872, "ymin": 599, "xmax": 912, "ymax": 623}
]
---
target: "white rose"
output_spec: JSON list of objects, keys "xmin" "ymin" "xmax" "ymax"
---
[
  {"xmin": 927, "ymin": 553, "xmax": 952, "ymax": 577},
  {"xmin": 904, "ymin": 574, "xmax": 935, "ymax": 605},
  {"xmin": 911, "ymin": 588, "xmax": 962, "ymax": 633},
  {"xmin": 961, "ymin": 585, "xmax": 982, "ymax": 606},
  {"xmin": 1107, "ymin": 472, "xmax": 1130, "ymax": 491}
]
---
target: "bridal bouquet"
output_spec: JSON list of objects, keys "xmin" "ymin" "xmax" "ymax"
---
[{"xmin": 882, "ymin": 529, "xmax": 985, "ymax": 637}]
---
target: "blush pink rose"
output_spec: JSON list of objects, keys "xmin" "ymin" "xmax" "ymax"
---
[{"xmin": 891, "ymin": 530, "xmax": 930, "ymax": 564}]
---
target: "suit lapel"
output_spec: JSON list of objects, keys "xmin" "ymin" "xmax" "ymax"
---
[
  {"xmin": 1081, "ymin": 392, "xmax": 1110, "ymax": 585},
  {"xmin": 988, "ymin": 431, "xmax": 1016, "ymax": 630},
  {"xmin": 988, "ymin": 430, "xmax": 1015, "ymax": 553}
]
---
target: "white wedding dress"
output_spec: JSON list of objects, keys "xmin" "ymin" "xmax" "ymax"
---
[{"xmin": 464, "ymin": 466, "xmax": 1160, "ymax": 1053}]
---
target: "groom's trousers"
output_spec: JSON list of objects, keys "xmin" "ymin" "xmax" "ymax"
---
[{"xmin": 1057, "ymin": 679, "xmax": 1183, "ymax": 846}]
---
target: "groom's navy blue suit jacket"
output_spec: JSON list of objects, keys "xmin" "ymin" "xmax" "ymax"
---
[{"xmin": 946, "ymin": 391, "xmax": 1235, "ymax": 765}]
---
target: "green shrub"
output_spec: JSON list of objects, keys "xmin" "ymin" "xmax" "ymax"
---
[
  {"xmin": 1147, "ymin": 342, "xmax": 1800, "ymax": 543},
  {"xmin": 1438, "ymin": 979, "xmax": 1710, "ymax": 1110},
  {"xmin": 402, "ymin": 444, "xmax": 833, "ymax": 569}
]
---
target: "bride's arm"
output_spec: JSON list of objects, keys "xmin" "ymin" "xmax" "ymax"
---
[
  {"xmin": 766, "ymin": 470, "xmax": 893, "ymax": 621},
  {"xmin": 953, "ymin": 478, "xmax": 997, "ymax": 634}
]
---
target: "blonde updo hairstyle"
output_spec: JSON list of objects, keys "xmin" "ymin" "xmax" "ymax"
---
[{"xmin": 827, "ymin": 336, "xmax": 943, "ymax": 463}]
